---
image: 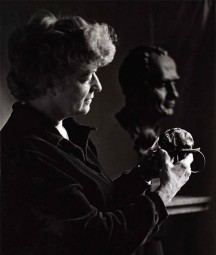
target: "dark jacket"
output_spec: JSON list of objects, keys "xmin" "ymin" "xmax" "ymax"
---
[{"xmin": 1, "ymin": 102, "xmax": 167, "ymax": 255}]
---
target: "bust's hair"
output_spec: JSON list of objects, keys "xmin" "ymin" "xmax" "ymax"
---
[
  {"xmin": 7, "ymin": 10, "xmax": 117, "ymax": 101},
  {"xmin": 119, "ymin": 45, "xmax": 169, "ymax": 97}
]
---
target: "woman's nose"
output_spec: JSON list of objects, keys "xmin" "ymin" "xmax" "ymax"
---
[{"xmin": 91, "ymin": 73, "xmax": 102, "ymax": 93}]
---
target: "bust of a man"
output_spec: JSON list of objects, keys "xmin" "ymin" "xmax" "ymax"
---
[{"xmin": 116, "ymin": 45, "xmax": 180, "ymax": 156}]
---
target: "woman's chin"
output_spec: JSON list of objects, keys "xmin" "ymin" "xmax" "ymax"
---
[{"xmin": 76, "ymin": 106, "xmax": 91, "ymax": 116}]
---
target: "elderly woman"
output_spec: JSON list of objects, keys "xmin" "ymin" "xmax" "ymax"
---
[{"xmin": 1, "ymin": 11, "xmax": 192, "ymax": 255}]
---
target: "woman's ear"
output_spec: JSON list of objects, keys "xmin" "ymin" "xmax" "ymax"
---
[{"xmin": 46, "ymin": 75, "xmax": 62, "ymax": 97}]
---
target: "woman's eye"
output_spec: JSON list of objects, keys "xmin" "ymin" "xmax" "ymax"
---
[{"xmin": 80, "ymin": 74, "xmax": 93, "ymax": 83}]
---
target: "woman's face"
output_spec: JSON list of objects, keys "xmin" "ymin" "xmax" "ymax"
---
[{"xmin": 53, "ymin": 67, "xmax": 102, "ymax": 118}]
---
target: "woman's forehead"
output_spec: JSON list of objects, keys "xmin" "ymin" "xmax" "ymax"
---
[{"xmin": 72, "ymin": 66, "xmax": 97, "ymax": 77}]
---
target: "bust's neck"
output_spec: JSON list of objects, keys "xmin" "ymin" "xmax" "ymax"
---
[{"xmin": 138, "ymin": 106, "xmax": 162, "ymax": 130}]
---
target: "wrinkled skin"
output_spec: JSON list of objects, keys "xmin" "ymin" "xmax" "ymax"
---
[{"xmin": 155, "ymin": 150, "xmax": 193, "ymax": 205}]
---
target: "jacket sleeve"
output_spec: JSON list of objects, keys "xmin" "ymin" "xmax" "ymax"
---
[
  {"xmin": 113, "ymin": 169, "xmax": 168, "ymax": 239},
  {"xmin": 8, "ymin": 146, "xmax": 167, "ymax": 255}
]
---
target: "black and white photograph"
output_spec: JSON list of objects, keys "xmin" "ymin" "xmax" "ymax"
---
[{"xmin": 0, "ymin": 1, "xmax": 215, "ymax": 255}]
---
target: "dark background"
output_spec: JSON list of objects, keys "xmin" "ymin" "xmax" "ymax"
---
[{"xmin": 0, "ymin": 1, "xmax": 215, "ymax": 255}]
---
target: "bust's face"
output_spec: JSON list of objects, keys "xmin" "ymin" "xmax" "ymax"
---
[{"xmin": 148, "ymin": 54, "xmax": 180, "ymax": 117}]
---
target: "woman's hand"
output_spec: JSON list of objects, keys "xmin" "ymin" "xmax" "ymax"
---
[{"xmin": 155, "ymin": 149, "xmax": 193, "ymax": 206}]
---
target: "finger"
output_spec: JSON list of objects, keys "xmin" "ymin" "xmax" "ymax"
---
[
  {"xmin": 180, "ymin": 153, "xmax": 193, "ymax": 166},
  {"xmin": 177, "ymin": 154, "xmax": 193, "ymax": 177},
  {"xmin": 158, "ymin": 149, "xmax": 173, "ymax": 170},
  {"xmin": 159, "ymin": 149, "xmax": 171, "ymax": 161}
]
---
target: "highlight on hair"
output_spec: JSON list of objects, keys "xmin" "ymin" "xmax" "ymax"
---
[{"xmin": 7, "ymin": 10, "xmax": 117, "ymax": 101}]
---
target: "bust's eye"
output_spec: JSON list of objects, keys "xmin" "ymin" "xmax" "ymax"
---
[
  {"xmin": 156, "ymin": 80, "xmax": 176, "ymax": 89},
  {"xmin": 155, "ymin": 82, "xmax": 166, "ymax": 89},
  {"xmin": 159, "ymin": 82, "xmax": 166, "ymax": 88}
]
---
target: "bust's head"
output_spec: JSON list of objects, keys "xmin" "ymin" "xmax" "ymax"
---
[{"xmin": 119, "ymin": 45, "xmax": 180, "ymax": 118}]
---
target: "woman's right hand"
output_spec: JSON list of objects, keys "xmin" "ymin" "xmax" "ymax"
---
[{"xmin": 155, "ymin": 149, "xmax": 193, "ymax": 205}]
